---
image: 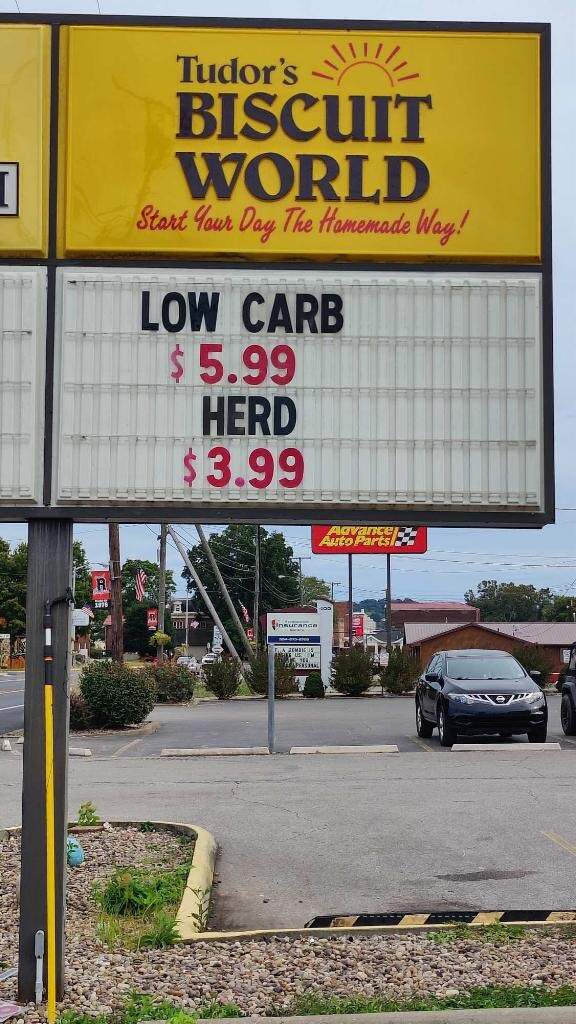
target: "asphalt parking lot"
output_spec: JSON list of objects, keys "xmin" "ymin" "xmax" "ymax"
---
[
  {"xmin": 41, "ymin": 691, "xmax": 576, "ymax": 756},
  {"xmin": 0, "ymin": 671, "xmax": 24, "ymax": 734}
]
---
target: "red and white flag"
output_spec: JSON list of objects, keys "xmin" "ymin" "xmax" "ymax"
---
[
  {"xmin": 239, "ymin": 601, "xmax": 250, "ymax": 624},
  {"xmin": 82, "ymin": 604, "xmax": 94, "ymax": 620},
  {"xmin": 135, "ymin": 568, "xmax": 147, "ymax": 602}
]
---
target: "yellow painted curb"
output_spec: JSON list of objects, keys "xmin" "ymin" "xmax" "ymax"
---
[{"xmin": 174, "ymin": 824, "xmax": 218, "ymax": 939}]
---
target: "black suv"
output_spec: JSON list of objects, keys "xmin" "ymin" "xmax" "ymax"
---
[
  {"xmin": 415, "ymin": 649, "xmax": 547, "ymax": 747},
  {"xmin": 559, "ymin": 647, "xmax": 576, "ymax": 735}
]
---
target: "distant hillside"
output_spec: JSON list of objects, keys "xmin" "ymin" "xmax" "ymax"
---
[{"xmin": 353, "ymin": 598, "xmax": 417, "ymax": 623}]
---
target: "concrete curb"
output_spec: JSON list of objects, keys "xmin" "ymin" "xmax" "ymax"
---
[
  {"xmin": 161, "ymin": 746, "xmax": 269, "ymax": 756},
  {"xmin": 290, "ymin": 745, "xmax": 398, "ymax": 755},
  {"xmin": 175, "ymin": 824, "xmax": 218, "ymax": 939},
  {"xmin": 195, "ymin": 1010, "xmax": 576, "ymax": 1023}
]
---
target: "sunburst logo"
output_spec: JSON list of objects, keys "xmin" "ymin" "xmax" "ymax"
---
[{"xmin": 312, "ymin": 41, "xmax": 420, "ymax": 87}]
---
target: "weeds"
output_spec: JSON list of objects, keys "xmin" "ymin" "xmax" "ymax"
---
[
  {"xmin": 428, "ymin": 923, "xmax": 528, "ymax": 945},
  {"xmin": 138, "ymin": 911, "xmax": 180, "ymax": 949},
  {"xmin": 285, "ymin": 985, "xmax": 576, "ymax": 1015},
  {"xmin": 58, "ymin": 992, "xmax": 242, "ymax": 1024},
  {"xmin": 93, "ymin": 864, "xmax": 190, "ymax": 917},
  {"xmin": 76, "ymin": 801, "xmax": 100, "ymax": 826},
  {"xmin": 188, "ymin": 887, "xmax": 210, "ymax": 931}
]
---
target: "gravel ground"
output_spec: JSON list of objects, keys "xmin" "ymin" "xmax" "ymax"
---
[{"xmin": 2, "ymin": 828, "xmax": 576, "ymax": 1020}]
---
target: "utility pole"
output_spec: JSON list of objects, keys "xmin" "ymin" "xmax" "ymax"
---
[
  {"xmin": 185, "ymin": 592, "xmax": 189, "ymax": 652},
  {"xmin": 386, "ymin": 554, "xmax": 393, "ymax": 650},
  {"xmin": 196, "ymin": 525, "xmax": 254, "ymax": 661},
  {"xmin": 108, "ymin": 523, "xmax": 123, "ymax": 662},
  {"xmin": 157, "ymin": 523, "xmax": 167, "ymax": 661},
  {"xmin": 168, "ymin": 526, "xmax": 241, "ymax": 663},
  {"xmin": 348, "ymin": 553, "xmax": 353, "ymax": 649},
  {"xmin": 19, "ymin": 520, "xmax": 73, "ymax": 1002},
  {"xmin": 253, "ymin": 525, "xmax": 261, "ymax": 652}
]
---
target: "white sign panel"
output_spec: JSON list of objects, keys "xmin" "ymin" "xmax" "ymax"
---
[
  {"xmin": 53, "ymin": 268, "xmax": 543, "ymax": 515},
  {"xmin": 72, "ymin": 609, "xmax": 90, "ymax": 627},
  {"xmin": 267, "ymin": 612, "xmax": 321, "ymax": 645},
  {"xmin": 273, "ymin": 644, "xmax": 321, "ymax": 671},
  {"xmin": 0, "ymin": 268, "xmax": 45, "ymax": 505}
]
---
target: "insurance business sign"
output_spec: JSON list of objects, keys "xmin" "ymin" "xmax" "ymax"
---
[
  {"xmin": 59, "ymin": 24, "xmax": 542, "ymax": 261},
  {"xmin": 0, "ymin": 17, "xmax": 552, "ymax": 526}
]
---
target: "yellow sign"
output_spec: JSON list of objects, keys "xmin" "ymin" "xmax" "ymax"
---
[
  {"xmin": 0, "ymin": 25, "xmax": 50, "ymax": 256},
  {"xmin": 59, "ymin": 25, "xmax": 541, "ymax": 261}
]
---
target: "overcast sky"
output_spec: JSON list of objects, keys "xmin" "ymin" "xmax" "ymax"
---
[{"xmin": 1, "ymin": 0, "xmax": 574, "ymax": 605}]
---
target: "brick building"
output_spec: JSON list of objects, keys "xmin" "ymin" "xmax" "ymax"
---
[{"xmin": 405, "ymin": 621, "xmax": 576, "ymax": 674}]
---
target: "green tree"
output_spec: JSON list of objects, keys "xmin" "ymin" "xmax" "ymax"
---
[
  {"xmin": 121, "ymin": 559, "xmax": 175, "ymax": 612},
  {"xmin": 542, "ymin": 595, "xmax": 576, "ymax": 622},
  {"xmin": 73, "ymin": 540, "xmax": 92, "ymax": 607},
  {"xmin": 301, "ymin": 576, "xmax": 331, "ymax": 603},
  {"xmin": 0, "ymin": 539, "xmax": 27, "ymax": 636},
  {"xmin": 464, "ymin": 580, "xmax": 553, "ymax": 622},
  {"xmin": 181, "ymin": 525, "xmax": 300, "ymax": 648}
]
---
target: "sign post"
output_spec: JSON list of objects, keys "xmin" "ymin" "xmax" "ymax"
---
[{"xmin": 267, "ymin": 646, "xmax": 275, "ymax": 755}]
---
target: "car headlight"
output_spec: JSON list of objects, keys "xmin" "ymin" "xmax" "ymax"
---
[
  {"xmin": 448, "ymin": 693, "xmax": 475, "ymax": 704},
  {"xmin": 524, "ymin": 691, "xmax": 545, "ymax": 705}
]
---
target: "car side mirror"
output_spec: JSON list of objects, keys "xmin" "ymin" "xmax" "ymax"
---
[
  {"xmin": 425, "ymin": 672, "xmax": 440, "ymax": 683},
  {"xmin": 529, "ymin": 670, "xmax": 542, "ymax": 682}
]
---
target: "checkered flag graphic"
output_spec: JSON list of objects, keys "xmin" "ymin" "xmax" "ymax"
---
[{"xmin": 396, "ymin": 527, "xmax": 418, "ymax": 547}]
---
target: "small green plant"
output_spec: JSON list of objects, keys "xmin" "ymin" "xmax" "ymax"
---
[
  {"xmin": 149, "ymin": 630, "xmax": 172, "ymax": 649},
  {"xmin": 58, "ymin": 992, "xmax": 243, "ymax": 1024},
  {"xmin": 93, "ymin": 863, "xmax": 190, "ymax": 916},
  {"xmin": 303, "ymin": 672, "xmax": 325, "ymax": 698},
  {"xmin": 331, "ymin": 646, "xmax": 374, "ymax": 696},
  {"xmin": 138, "ymin": 911, "xmax": 179, "ymax": 948},
  {"xmin": 428, "ymin": 923, "xmax": 527, "ymax": 945},
  {"xmin": 77, "ymin": 801, "xmax": 100, "ymax": 826},
  {"xmin": 188, "ymin": 886, "xmax": 211, "ymax": 931},
  {"xmin": 80, "ymin": 661, "xmax": 155, "ymax": 729},
  {"xmin": 247, "ymin": 649, "xmax": 297, "ymax": 697},
  {"xmin": 203, "ymin": 657, "xmax": 241, "ymax": 700},
  {"xmin": 287, "ymin": 985, "xmax": 576, "ymax": 1015}
]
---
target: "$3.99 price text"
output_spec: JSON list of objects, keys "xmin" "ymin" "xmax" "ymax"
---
[
  {"xmin": 183, "ymin": 446, "xmax": 304, "ymax": 489},
  {"xmin": 170, "ymin": 342, "xmax": 295, "ymax": 385}
]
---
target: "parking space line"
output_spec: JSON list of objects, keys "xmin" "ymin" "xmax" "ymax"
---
[
  {"xmin": 560, "ymin": 736, "xmax": 576, "ymax": 746},
  {"xmin": 543, "ymin": 831, "xmax": 576, "ymax": 858},
  {"xmin": 410, "ymin": 736, "xmax": 434, "ymax": 752},
  {"xmin": 111, "ymin": 736, "xmax": 145, "ymax": 757},
  {"xmin": 0, "ymin": 703, "xmax": 24, "ymax": 711},
  {"xmin": 0, "ymin": 689, "xmax": 24, "ymax": 695}
]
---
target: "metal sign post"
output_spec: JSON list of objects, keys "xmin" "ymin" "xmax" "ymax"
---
[{"xmin": 267, "ymin": 647, "xmax": 276, "ymax": 754}]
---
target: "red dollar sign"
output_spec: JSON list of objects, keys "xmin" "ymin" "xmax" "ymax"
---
[
  {"xmin": 183, "ymin": 447, "xmax": 196, "ymax": 486},
  {"xmin": 170, "ymin": 344, "xmax": 184, "ymax": 382}
]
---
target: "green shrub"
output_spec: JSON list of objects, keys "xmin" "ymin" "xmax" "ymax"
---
[
  {"xmin": 203, "ymin": 657, "xmax": 240, "ymax": 699},
  {"xmin": 80, "ymin": 661, "xmax": 155, "ymax": 729},
  {"xmin": 247, "ymin": 649, "xmax": 298, "ymax": 697},
  {"xmin": 303, "ymin": 671, "xmax": 325, "ymax": 698},
  {"xmin": 148, "ymin": 663, "xmax": 195, "ymax": 703},
  {"xmin": 69, "ymin": 691, "xmax": 93, "ymax": 731},
  {"xmin": 331, "ymin": 646, "xmax": 374, "ymax": 696},
  {"xmin": 383, "ymin": 647, "xmax": 419, "ymax": 694},
  {"xmin": 77, "ymin": 801, "xmax": 100, "ymax": 826},
  {"xmin": 512, "ymin": 645, "xmax": 553, "ymax": 688}
]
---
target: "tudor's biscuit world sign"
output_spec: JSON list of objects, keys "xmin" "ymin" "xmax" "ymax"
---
[{"xmin": 59, "ymin": 26, "xmax": 542, "ymax": 260}]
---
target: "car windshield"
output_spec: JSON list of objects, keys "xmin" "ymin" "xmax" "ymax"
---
[{"xmin": 446, "ymin": 656, "xmax": 525, "ymax": 680}]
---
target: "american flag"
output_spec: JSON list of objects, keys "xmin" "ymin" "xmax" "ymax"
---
[
  {"xmin": 239, "ymin": 601, "xmax": 250, "ymax": 624},
  {"xmin": 82, "ymin": 604, "xmax": 94, "ymax": 620},
  {"xmin": 135, "ymin": 568, "xmax": 147, "ymax": 602}
]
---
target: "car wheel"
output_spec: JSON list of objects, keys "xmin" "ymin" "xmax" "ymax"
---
[
  {"xmin": 416, "ymin": 698, "xmax": 434, "ymax": 738},
  {"xmin": 527, "ymin": 725, "xmax": 547, "ymax": 743},
  {"xmin": 561, "ymin": 695, "xmax": 576, "ymax": 735},
  {"xmin": 438, "ymin": 702, "xmax": 457, "ymax": 747}
]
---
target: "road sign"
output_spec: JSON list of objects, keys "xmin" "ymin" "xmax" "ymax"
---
[
  {"xmin": 72, "ymin": 609, "xmax": 89, "ymax": 628},
  {"xmin": 312, "ymin": 525, "xmax": 428, "ymax": 554}
]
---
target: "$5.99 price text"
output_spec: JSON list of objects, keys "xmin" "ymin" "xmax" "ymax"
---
[
  {"xmin": 183, "ymin": 446, "xmax": 304, "ymax": 489},
  {"xmin": 170, "ymin": 342, "xmax": 296, "ymax": 385}
]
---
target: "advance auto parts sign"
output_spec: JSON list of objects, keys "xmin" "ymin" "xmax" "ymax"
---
[
  {"xmin": 311, "ymin": 525, "xmax": 428, "ymax": 554},
  {"xmin": 60, "ymin": 25, "xmax": 541, "ymax": 261}
]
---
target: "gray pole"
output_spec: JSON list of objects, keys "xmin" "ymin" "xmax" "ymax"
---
[
  {"xmin": 267, "ymin": 645, "xmax": 275, "ymax": 753},
  {"xmin": 157, "ymin": 523, "xmax": 167, "ymax": 661},
  {"xmin": 19, "ymin": 520, "xmax": 73, "ymax": 1002},
  {"xmin": 386, "ymin": 554, "xmax": 392, "ymax": 650},
  {"xmin": 253, "ymin": 525, "xmax": 260, "ymax": 651},
  {"xmin": 167, "ymin": 526, "xmax": 241, "ymax": 663},
  {"xmin": 185, "ymin": 592, "xmax": 189, "ymax": 652},
  {"xmin": 348, "ymin": 553, "xmax": 353, "ymax": 648},
  {"xmin": 196, "ymin": 525, "xmax": 254, "ymax": 661}
]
